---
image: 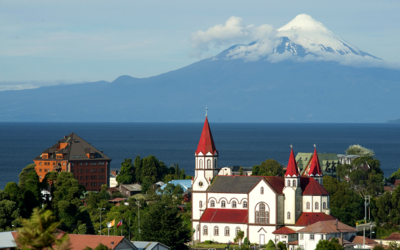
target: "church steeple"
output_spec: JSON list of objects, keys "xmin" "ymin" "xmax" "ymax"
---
[
  {"xmin": 195, "ymin": 116, "xmax": 218, "ymax": 156},
  {"xmin": 193, "ymin": 114, "xmax": 219, "ymax": 192},
  {"xmin": 308, "ymin": 146, "xmax": 323, "ymax": 184},
  {"xmin": 285, "ymin": 146, "xmax": 300, "ymax": 177}
]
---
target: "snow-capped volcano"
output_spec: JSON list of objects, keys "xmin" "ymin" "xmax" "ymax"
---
[{"xmin": 219, "ymin": 14, "xmax": 379, "ymax": 62}]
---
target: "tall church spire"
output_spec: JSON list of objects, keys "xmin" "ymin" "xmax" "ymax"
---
[
  {"xmin": 309, "ymin": 146, "xmax": 323, "ymax": 177},
  {"xmin": 195, "ymin": 116, "xmax": 218, "ymax": 156},
  {"xmin": 285, "ymin": 146, "xmax": 300, "ymax": 177}
]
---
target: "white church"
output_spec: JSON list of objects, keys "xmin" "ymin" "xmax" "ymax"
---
[{"xmin": 192, "ymin": 116, "xmax": 341, "ymax": 247}]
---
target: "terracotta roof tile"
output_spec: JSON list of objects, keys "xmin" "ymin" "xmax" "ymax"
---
[
  {"xmin": 273, "ymin": 226, "xmax": 296, "ymax": 234},
  {"xmin": 200, "ymin": 208, "xmax": 248, "ymax": 223},
  {"xmin": 68, "ymin": 235, "xmax": 129, "ymax": 249},
  {"xmin": 297, "ymin": 220, "xmax": 357, "ymax": 233},
  {"xmin": 295, "ymin": 213, "xmax": 336, "ymax": 226},
  {"xmin": 384, "ymin": 233, "xmax": 400, "ymax": 240},
  {"xmin": 350, "ymin": 236, "xmax": 378, "ymax": 245},
  {"xmin": 302, "ymin": 178, "xmax": 329, "ymax": 196}
]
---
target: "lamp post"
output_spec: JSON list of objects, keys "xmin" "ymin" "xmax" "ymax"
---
[{"xmin": 98, "ymin": 208, "xmax": 105, "ymax": 235}]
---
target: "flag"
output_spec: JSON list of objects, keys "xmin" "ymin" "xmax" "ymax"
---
[
  {"xmin": 117, "ymin": 219, "xmax": 122, "ymax": 228},
  {"xmin": 107, "ymin": 219, "xmax": 115, "ymax": 228}
]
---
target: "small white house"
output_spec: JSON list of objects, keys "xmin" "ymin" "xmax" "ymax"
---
[{"xmin": 296, "ymin": 220, "xmax": 357, "ymax": 250}]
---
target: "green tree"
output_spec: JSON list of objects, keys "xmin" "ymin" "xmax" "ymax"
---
[
  {"xmin": 142, "ymin": 156, "xmax": 158, "ymax": 183},
  {"xmin": 252, "ymin": 165, "xmax": 260, "ymax": 176},
  {"xmin": 277, "ymin": 242, "xmax": 287, "ymax": 250},
  {"xmin": 15, "ymin": 208, "xmax": 71, "ymax": 250},
  {"xmin": 336, "ymin": 164, "xmax": 352, "ymax": 181},
  {"xmin": 0, "ymin": 191, "xmax": 21, "ymax": 231},
  {"xmin": 22, "ymin": 170, "xmax": 41, "ymax": 217},
  {"xmin": 180, "ymin": 169, "xmax": 186, "ymax": 179},
  {"xmin": 134, "ymin": 155, "xmax": 143, "ymax": 183},
  {"xmin": 140, "ymin": 201, "xmax": 190, "ymax": 249},
  {"xmin": 323, "ymin": 176, "xmax": 364, "ymax": 226},
  {"xmin": 117, "ymin": 159, "xmax": 135, "ymax": 184},
  {"xmin": 18, "ymin": 164, "xmax": 37, "ymax": 189},
  {"xmin": 4, "ymin": 182, "xmax": 23, "ymax": 207},
  {"xmin": 265, "ymin": 239, "xmax": 275, "ymax": 250},
  {"xmin": 391, "ymin": 167, "xmax": 400, "ymax": 179},
  {"xmin": 253, "ymin": 159, "xmax": 284, "ymax": 176},
  {"xmin": 236, "ymin": 230, "xmax": 244, "ymax": 245},
  {"xmin": 94, "ymin": 243, "xmax": 111, "ymax": 250},
  {"xmin": 315, "ymin": 238, "xmax": 344, "ymax": 250},
  {"xmin": 239, "ymin": 166, "xmax": 244, "ymax": 175},
  {"xmin": 346, "ymin": 144, "xmax": 375, "ymax": 158}
]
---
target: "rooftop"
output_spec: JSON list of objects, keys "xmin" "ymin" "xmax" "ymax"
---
[
  {"xmin": 208, "ymin": 176, "xmax": 262, "ymax": 193},
  {"xmin": 200, "ymin": 208, "xmax": 248, "ymax": 223},
  {"xmin": 295, "ymin": 213, "xmax": 336, "ymax": 226},
  {"xmin": 132, "ymin": 241, "xmax": 170, "ymax": 250},
  {"xmin": 297, "ymin": 220, "xmax": 357, "ymax": 233}
]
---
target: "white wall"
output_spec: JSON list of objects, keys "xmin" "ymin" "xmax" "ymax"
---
[
  {"xmin": 199, "ymin": 222, "xmax": 247, "ymax": 243},
  {"xmin": 192, "ymin": 192, "xmax": 207, "ymax": 220},
  {"xmin": 248, "ymin": 180, "xmax": 277, "ymax": 224},
  {"xmin": 207, "ymin": 193, "xmax": 247, "ymax": 209},
  {"xmin": 248, "ymin": 225, "xmax": 276, "ymax": 245},
  {"xmin": 109, "ymin": 176, "xmax": 118, "ymax": 188}
]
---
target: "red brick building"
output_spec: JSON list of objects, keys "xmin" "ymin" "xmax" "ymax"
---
[{"xmin": 33, "ymin": 132, "xmax": 111, "ymax": 191}]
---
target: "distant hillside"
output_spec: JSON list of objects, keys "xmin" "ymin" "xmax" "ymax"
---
[{"xmin": 1, "ymin": 14, "xmax": 400, "ymax": 123}]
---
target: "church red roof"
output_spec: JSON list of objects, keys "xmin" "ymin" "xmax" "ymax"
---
[
  {"xmin": 200, "ymin": 208, "xmax": 248, "ymax": 223},
  {"xmin": 272, "ymin": 226, "xmax": 296, "ymax": 234},
  {"xmin": 285, "ymin": 148, "xmax": 300, "ymax": 177},
  {"xmin": 308, "ymin": 148, "xmax": 323, "ymax": 176},
  {"xmin": 302, "ymin": 178, "xmax": 329, "ymax": 195},
  {"xmin": 195, "ymin": 117, "xmax": 218, "ymax": 156},
  {"xmin": 295, "ymin": 212, "xmax": 336, "ymax": 226}
]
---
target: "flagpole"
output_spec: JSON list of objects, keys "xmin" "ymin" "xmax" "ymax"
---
[
  {"xmin": 114, "ymin": 220, "xmax": 116, "ymax": 235},
  {"xmin": 121, "ymin": 219, "xmax": 123, "ymax": 236}
]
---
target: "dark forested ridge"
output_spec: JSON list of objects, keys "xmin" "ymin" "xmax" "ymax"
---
[{"xmin": 1, "ymin": 57, "xmax": 400, "ymax": 123}]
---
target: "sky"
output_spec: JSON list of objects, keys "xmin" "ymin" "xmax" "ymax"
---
[{"xmin": 1, "ymin": 0, "xmax": 399, "ymax": 90}]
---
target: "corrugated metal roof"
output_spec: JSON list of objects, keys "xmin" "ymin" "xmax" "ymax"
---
[
  {"xmin": 200, "ymin": 208, "xmax": 248, "ymax": 223},
  {"xmin": 157, "ymin": 180, "xmax": 192, "ymax": 193},
  {"xmin": 0, "ymin": 231, "xmax": 17, "ymax": 248},
  {"xmin": 208, "ymin": 176, "xmax": 261, "ymax": 193},
  {"xmin": 132, "ymin": 241, "xmax": 169, "ymax": 250}
]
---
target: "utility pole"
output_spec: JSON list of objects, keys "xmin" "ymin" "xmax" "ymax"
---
[
  {"xmin": 363, "ymin": 226, "xmax": 365, "ymax": 248},
  {"xmin": 364, "ymin": 195, "xmax": 371, "ymax": 223},
  {"xmin": 98, "ymin": 208, "xmax": 105, "ymax": 235}
]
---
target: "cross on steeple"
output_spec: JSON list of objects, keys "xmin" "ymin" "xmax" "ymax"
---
[
  {"xmin": 314, "ymin": 144, "xmax": 316, "ymax": 148},
  {"xmin": 290, "ymin": 144, "xmax": 293, "ymax": 148},
  {"xmin": 205, "ymin": 107, "xmax": 208, "ymax": 117}
]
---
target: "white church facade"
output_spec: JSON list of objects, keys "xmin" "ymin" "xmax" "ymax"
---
[{"xmin": 192, "ymin": 116, "xmax": 335, "ymax": 246}]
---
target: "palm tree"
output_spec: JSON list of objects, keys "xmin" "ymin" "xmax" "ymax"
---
[
  {"xmin": 237, "ymin": 231, "xmax": 245, "ymax": 247},
  {"xmin": 15, "ymin": 207, "xmax": 71, "ymax": 250}
]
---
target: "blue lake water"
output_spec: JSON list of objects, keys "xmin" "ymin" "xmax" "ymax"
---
[{"xmin": 0, "ymin": 122, "xmax": 399, "ymax": 190}]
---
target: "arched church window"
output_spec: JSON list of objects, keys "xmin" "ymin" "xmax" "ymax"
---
[
  {"xmin": 221, "ymin": 201, "xmax": 226, "ymax": 207},
  {"xmin": 203, "ymin": 226, "xmax": 208, "ymax": 235},
  {"xmin": 293, "ymin": 180, "xmax": 296, "ymax": 186},
  {"xmin": 199, "ymin": 201, "xmax": 202, "ymax": 208},
  {"xmin": 243, "ymin": 201, "xmax": 248, "ymax": 208},
  {"xmin": 287, "ymin": 180, "xmax": 291, "ymax": 186},
  {"xmin": 232, "ymin": 201, "xmax": 237, "ymax": 208},
  {"xmin": 207, "ymin": 159, "xmax": 211, "ymax": 169},
  {"xmin": 214, "ymin": 226, "xmax": 219, "ymax": 236},
  {"xmin": 260, "ymin": 187, "xmax": 264, "ymax": 194},
  {"xmin": 199, "ymin": 159, "xmax": 203, "ymax": 169},
  {"xmin": 306, "ymin": 202, "xmax": 310, "ymax": 210},
  {"xmin": 236, "ymin": 227, "xmax": 241, "ymax": 236},
  {"xmin": 259, "ymin": 203, "xmax": 265, "ymax": 223},
  {"xmin": 323, "ymin": 202, "xmax": 327, "ymax": 209},
  {"xmin": 287, "ymin": 212, "xmax": 291, "ymax": 220},
  {"xmin": 315, "ymin": 202, "xmax": 319, "ymax": 210},
  {"xmin": 210, "ymin": 200, "xmax": 215, "ymax": 207},
  {"xmin": 225, "ymin": 226, "xmax": 230, "ymax": 236}
]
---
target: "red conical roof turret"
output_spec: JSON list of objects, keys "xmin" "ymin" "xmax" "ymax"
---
[
  {"xmin": 195, "ymin": 116, "xmax": 218, "ymax": 156},
  {"xmin": 285, "ymin": 147, "xmax": 300, "ymax": 177},
  {"xmin": 309, "ymin": 147, "xmax": 323, "ymax": 176}
]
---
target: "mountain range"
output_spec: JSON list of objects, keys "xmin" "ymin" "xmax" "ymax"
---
[{"xmin": 1, "ymin": 14, "xmax": 399, "ymax": 123}]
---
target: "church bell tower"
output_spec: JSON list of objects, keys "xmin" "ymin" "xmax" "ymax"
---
[{"xmin": 193, "ymin": 112, "xmax": 219, "ymax": 192}]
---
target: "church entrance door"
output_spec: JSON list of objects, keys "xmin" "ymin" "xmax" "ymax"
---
[{"xmin": 260, "ymin": 234, "xmax": 265, "ymax": 245}]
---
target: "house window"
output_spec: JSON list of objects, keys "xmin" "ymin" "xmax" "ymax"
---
[
  {"xmin": 300, "ymin": 234, "xmax": 303, "ymax": 240},
  {"xmin": 256, "ymin": 203, "xmax": 269, "ymax": 224},
  {"xmin": 203, "ymin": 226, "xmax": 208, "ymax": 235},
  {"xmin": 287, "ymin": 180, "xmax": 291, "ymax": 186},
  {"xmin": 261, "ymin": 187, "xmax": 264, "ymax": 194},
  {"xmin": 287, "ymin": 212, "xmax": 291, "ymax": 220},
  {"xmin": 236, "ymin": 227, "xmax": 241, "ymax": 236},
  {"xmin": 211, "ymin": 200, "xmax": 215, "ymax": 207},
  {"xmin": 315, "ymin": 202, "xmax": 319, "ymax": 210},
  {"xmin": 39, "ymin": 169, "xmax": 42, "ymax": 172},
  {"xmin": 214, "ymin": 226, "xmax": 219, "ymax": 236},
  {"xmin": 310, "ymin": 234, "xmax": 314, "ymax": 240},
  {"xmin": 80, "ymin": 162, "xmax": 83, "ymax": 166},
  {"xmin": 323, "ymin": 202, "xmax": 327, "ymax": 209},
  {"xmin": 199, "ymin": 159, "xmax": 203, "ymax": 169},
  {"xmin": 321, "ymin": 235, "xmax": 324, "ymax": 240},
  {"xmin": 243, "ymin": 201, "xmax": 248, "ymax": 208},
  {"xmin": 232, "ymin": 201, "xmax": 237, "ymax": 208},
  {"xmin": 293, "ymin": 180, "xmax": 296, "ymax": 186},
  {"xmin": 221, "ymin": 201, "xmax": 226, "ymax": 207},
  {"xmin": 39, "ymin": 162, "xmax": 42, "ymax": 165},
  {"xmin": 306, "ymin": 202, "xmax": 310, "ymax": 210},
  {"xmin": 207, "ymin": 159, "xmax": 211, "ymax": 169},
  {"xmin": 199, "ymin": 201, "xmax": 202, "ymax": 208},
  {"xmin": 225, "ymin": 227, "xmax": 230, "ymax": 236}
]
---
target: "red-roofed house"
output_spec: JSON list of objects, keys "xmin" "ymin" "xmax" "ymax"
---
[{"xmin": 191, "ymin": 116, "xmax": 338, "ymax": 248}]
